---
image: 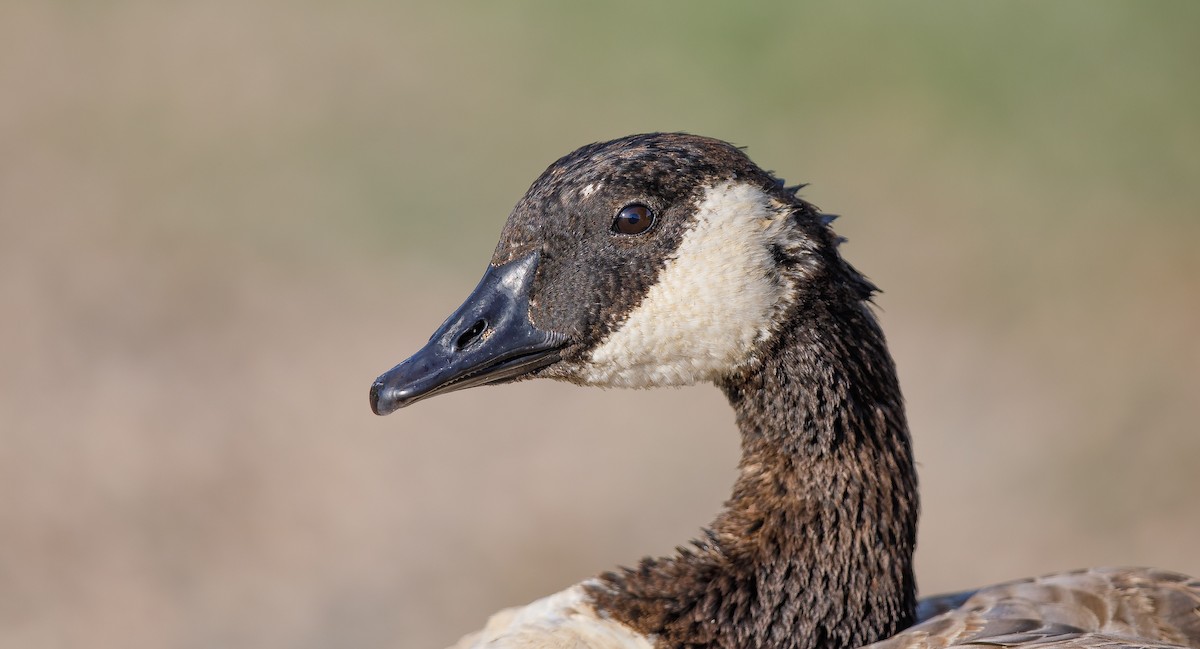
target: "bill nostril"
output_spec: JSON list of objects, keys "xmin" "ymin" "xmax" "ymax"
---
[{"xmin": 454, "ymin": 319, "xmax": 488, "ymax": 351}]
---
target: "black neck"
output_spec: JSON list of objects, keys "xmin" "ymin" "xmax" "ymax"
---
[{"xmin": 587, "ymin": 292, "xmax": 919, "ymax": 649}]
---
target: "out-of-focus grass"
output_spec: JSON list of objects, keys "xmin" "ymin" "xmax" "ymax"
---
[{"xmin": 2, "ymin": 2, "xmax": 1197, "ymax": 647}]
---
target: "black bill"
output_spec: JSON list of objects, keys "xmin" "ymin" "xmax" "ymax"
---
[{"xmin": 369, "ymin": 251, "xmax": 566, "ymax": 415}]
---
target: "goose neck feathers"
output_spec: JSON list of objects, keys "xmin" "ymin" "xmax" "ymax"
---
[
  {"xmin": 588, "ymin": 273, "xmax": 918, "ymax": 649},
  {"xmin": 369, "ymin": 133, "xmax": 1200, "ymax": 649}
]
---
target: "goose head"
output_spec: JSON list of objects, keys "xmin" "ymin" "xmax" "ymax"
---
[{"xmin": 370, "ymin": 133, "xmax": 870, "ymax": 415}]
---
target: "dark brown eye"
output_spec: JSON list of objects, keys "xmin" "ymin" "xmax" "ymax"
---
[{"xmin": 612, "ymin": 204, "xmax": 655, "ymax": 235}]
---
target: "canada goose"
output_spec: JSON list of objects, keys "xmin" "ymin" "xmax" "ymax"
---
[{"xmin": 369, "ymin": 133, "xmax": 1200, "ymax": 649}]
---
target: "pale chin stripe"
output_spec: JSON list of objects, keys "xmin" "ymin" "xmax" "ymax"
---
[{"xmin": 580, "ymin": 181, "xmax": 793, "ymax": 388}]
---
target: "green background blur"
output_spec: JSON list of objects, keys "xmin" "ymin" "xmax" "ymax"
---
[{"xmin": 3, "ymin": 2, "xmax": 1198, "ymax": 648}]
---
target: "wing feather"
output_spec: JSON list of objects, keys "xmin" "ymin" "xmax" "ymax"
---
[{"xmin": 876, "ymin": 568, "xmax": 1200, "ymax": 649}]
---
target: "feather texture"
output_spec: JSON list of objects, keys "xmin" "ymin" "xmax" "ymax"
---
[
  {"xmin": 370, "ymin": 134, "xmax": 1198, "ymax": 649},
  {"xmin": 883, "ymin": 568, "xmax": 1200, "ymax": 649}
]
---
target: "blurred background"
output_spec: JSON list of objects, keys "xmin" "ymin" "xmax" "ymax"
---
[{"xmin": 2, "ymin": 1, "xmax": 1198, "ymax": 647}]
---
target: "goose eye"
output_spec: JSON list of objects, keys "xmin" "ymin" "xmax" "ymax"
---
[{"xmin": 612, "ymin": 204, "xmax": 655, "ymax": 235}]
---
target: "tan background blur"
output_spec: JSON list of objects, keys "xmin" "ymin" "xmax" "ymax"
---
[{"xmin": 2, "ymin": 2, "xmax": 1198, "ymax": 648}]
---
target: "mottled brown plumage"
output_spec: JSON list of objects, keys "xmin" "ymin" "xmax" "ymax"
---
[
  {"xmin": 874, "ymin": 568, "xmax": 1200, "ymax": 649},
  {"xmin": 586, "ymin": 224, "xmax": 919, "ymax": 649},
  {"xmin": 369, "ymin": 134, "xmax": 1200, "ymax": 649}
]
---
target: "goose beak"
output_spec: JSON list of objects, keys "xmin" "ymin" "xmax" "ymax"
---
[{"xmin": 369, "ymin": 251, "xmax": 566, "ymax": 415}]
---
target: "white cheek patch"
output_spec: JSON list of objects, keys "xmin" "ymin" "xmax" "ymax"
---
[{"xmin": 579, "ymin": 181, "xmax": 793, "ymax": 388}]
